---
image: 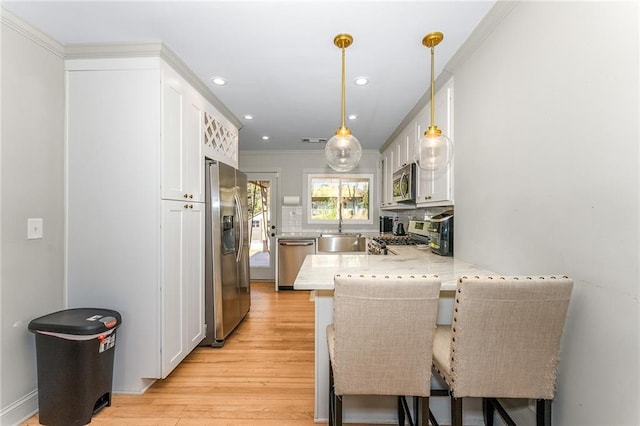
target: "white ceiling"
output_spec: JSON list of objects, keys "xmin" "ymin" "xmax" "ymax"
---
[{"xmin": 3, "ymin": 1, "xmax": 495, "ymax": 152}]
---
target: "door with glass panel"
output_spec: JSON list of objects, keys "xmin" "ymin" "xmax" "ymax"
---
[{"xmin": 246, "ymin": 172, "xmax": 278, "ymax": 281}]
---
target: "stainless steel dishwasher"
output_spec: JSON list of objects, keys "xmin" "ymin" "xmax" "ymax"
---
[{"xmin": 277, "ymin": 238, "xmax": 316, "ymax": 289}]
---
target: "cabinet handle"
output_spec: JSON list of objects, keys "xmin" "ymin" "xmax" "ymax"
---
[
  {"xmin": 184, "ymin": 204, "xmax": 189, "ymax": 209},
  {"xmin": 183, "ymin": 193, "xmax": 189, "ymax": 199},
  {"xmin": 189, "ymin": 204, "xmax": 193, "ymax": 209},
  {"xmin": 425, "ymin": 196, "xmax": 432, "ymax": 200},
  {"xmin": 189, "ymin": 194, "xmax": 193, "ymax": 199}
]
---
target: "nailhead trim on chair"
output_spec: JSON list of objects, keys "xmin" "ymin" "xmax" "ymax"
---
[
  {"xmin": 335, "ymin": 273, "xmax": 439, "ymax": 279},
  {"xmin": 443, "ymin": 274, "xmax": 571, "ymax": 395}
]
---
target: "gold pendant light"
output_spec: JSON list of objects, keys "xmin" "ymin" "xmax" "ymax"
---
[
  {"xmin": 416, "ymin": 31, "xmax": 453, "ymax": 171},
  {"xmin": 325, "ymin": 33, "xmax": 362, "ymax": 172}
]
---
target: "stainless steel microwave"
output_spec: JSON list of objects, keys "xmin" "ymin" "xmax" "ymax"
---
[{"xmin": 392, "ymin": 163, "xmax": 416, "ymax": 203}]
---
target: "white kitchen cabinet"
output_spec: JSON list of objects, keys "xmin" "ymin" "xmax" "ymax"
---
[
  {"xmin": 161, "ymin": 200, "xmax": 205, "ymax": 376},
  {"xmin": 65, "ymin": 53, "xmax": 228, "ymax": 393},
  {"xmin": 203, "ymin": 106, "xmax": 239, "ymax": 168},
  {"xmin": 415, "ymin": 78, "xmax": 454, "ymax": 207},
  {"xmin": 380, "ymin": 147, "xmax": 396, "ymax": 209},
  {"xmin": 161, "ymin": 64, "xmax": 205, "ymax": 202},
  {"xmin": 395, "ymin": 126, "xmax": 415, "ymax": 170}
]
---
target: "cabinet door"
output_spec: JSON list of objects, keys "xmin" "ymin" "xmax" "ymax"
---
[
  {"xmin": 184, "ymin": 201, "xmax": 205, "ymax": 349},
  {"xmin": 380, "ymin": 148, "xmax": 397, "ymax": 209},
  {"xmin": 161, "ymin": 65, "xmax": 204, "ymax": 202},
  {"xmin": 161, "ymin": 67, "xmax": 187, "ymax": 202},
  {"xmin": 416, "ymin": 79, "xmax": 454, "ymax": 206},
  {"xmin": 185, "ymin": 87, "xmax": 205, "ymax": 202},
  {"xmin": 161, "ymin": 200, "xmax": 186, "ymax": 377},
  {"xmin": 161, "ymin": 200, "xmax": 205, "ymax": 377}
]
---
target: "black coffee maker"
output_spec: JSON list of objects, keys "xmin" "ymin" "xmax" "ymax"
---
[
  {"xmin": 379, "ymin": 216, "xmax": 393, "ymax": 233},
  {"xmin": 392, "ymin": 221, "xmax": 406, "ymax": 236}
]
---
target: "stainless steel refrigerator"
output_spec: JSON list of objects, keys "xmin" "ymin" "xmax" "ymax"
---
[{"xmin": 202, "ymin": 159, "xmax": 251, "ymax": 347}]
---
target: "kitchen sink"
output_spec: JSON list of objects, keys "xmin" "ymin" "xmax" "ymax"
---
[{"xmin": 317, "ymin": 234, "xmax": 366, "ymax": 253}]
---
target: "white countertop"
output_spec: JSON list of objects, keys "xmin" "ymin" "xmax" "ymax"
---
[{"xmin": 293, "ymin": 246, "xmax": 495, "ymax": 292}]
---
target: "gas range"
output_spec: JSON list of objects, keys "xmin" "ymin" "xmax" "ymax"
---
[
  {"xmin": 372, "ymin": 235, "xmax": 418, "ymax": 245},
  {"xmin": 368, "ymin": 220, "xmax": 431, "ymax": 255}
]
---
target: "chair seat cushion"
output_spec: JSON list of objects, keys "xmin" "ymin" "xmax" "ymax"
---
[{"xmin": 432, "ymin": 325, "xmax": 453, "ymax": 386}]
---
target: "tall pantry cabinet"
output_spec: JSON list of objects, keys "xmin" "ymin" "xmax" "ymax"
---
[{"xmin": 65, "ymin": 49, "xmax": 238, "ymax": 393}]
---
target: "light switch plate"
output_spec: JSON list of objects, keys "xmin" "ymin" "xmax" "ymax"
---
[{"xmin": 27, "ymin": 218, "xmax": 43, "ymax": 239}]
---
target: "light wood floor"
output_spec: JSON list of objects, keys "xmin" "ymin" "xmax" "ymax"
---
[{"xmin": 23, "ymin": 282, "xmax": 321, "ymax": 425}]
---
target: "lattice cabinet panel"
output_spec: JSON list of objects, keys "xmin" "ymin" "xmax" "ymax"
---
[{"xmin": 204, "ymin": 111, "xmax": 238, "ymax": 165}]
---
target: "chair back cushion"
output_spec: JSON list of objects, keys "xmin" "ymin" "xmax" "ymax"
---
[
  {"xmin": 331, "ymin": 274, "xmax": 441, "ymax": 396},
  {"xmin": 448, "ymin": 276, "xmax": 573, "ymax": 399}
]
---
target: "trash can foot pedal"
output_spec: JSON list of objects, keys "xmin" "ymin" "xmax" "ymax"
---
[{"xmin": 93, "ymin": 392, "xmax": 111, "ymax": 414}]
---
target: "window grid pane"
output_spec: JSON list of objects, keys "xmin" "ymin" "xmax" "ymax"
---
[{"xmin": 309, "ymin": 175, "xmax": 371, "ymax": 223}]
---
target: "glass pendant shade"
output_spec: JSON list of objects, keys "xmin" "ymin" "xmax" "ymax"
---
[
  {"xmin": 417, "ymin": 31, "xmax": 453, "ymax": 172},
  {"xmin": 325, "ymin": 129, "xmax": 362, "ymax": 172},
  {"xmin": 416, "ymin": 126, "xmax": 453, "ymax": 171},
  {"xmin": 326, "ymin": 33, "xmax": 362, "ymax": 172}
]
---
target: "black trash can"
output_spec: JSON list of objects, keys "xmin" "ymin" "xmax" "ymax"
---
[{"xmin": 28, "ymin": 308, "xmax": 122, "ymax": 426}]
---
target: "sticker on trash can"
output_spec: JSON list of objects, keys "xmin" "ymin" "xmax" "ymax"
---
[{"xmin": 98, "ymin": 334, "xmax": 116, "ymax": 353}]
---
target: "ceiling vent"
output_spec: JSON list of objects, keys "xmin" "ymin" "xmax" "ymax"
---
[{"xmin": 301, "ymin": 138, "xmax": 327, "ymax": 144}]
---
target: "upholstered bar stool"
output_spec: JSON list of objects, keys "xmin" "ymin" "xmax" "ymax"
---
[
  {"xmin": 430, "ymin": 275, "xmax": 573, "ymax": 426},
  {"xmin": 326, "ymin": 273, "xmax": 441, "ymax": 426}
]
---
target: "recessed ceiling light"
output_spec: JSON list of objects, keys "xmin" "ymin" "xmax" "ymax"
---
[
  {"xmin": 262, "ymin": 136, "xmax": 270, "ymax": 141},
  {"xmin": 211, "ymin": 77, "xmax": 227, "ymax": 86},
  {"xmin": 354, "ymin": 77, "xmax": 369, "ymax": 86},
  {"xmin": 243, "ymin": 114, "xmax": 254, "ymax": 120},
  {"xmin": 348, "ymin": 114, "xmax": 358, "ymax": 120}
]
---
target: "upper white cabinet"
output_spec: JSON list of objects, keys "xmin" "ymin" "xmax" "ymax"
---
[
  {"xmin": 65, "ymin": 52, "xmax": 236, "ymax": 393},
  {"xmin": 380, "ymin": 147, "xmax": 395, "ymax": 208},
  {"xmin": 415, "ymin": 78, "xmax": 454, "ymax": 207},
  {"xmin": 203, "ymin": 107, "xmax": 239, "ymax": 168},
  {"xmin": 380, "ymin": 77, "xmax": 454, "ymax": 210},
  {"xmin": 161, "ymin": 64, "xmax": 205, "ymax": 202}
]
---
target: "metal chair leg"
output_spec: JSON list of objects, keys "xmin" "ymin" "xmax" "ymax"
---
[
  {"xmin": 450, "ymin": 396, "xmax": 463, "ymax": 426},
  {"xmin": 536, "ymin": 399, "xmax": 552, "ymax": 426},
  {"xmin": 419, "ymin": 397, "xmax": 429, "ymax": 426},
  {"xmin": 398, "ymin": 396, "xmax": 405, "ymax": 425},
  {"xmin": 328, "ymin": 361, "xmax": 335, "ymax": 426},
  {"xmin": 483, "ymin": 398, "xmax": 494, "ymax": 426}
]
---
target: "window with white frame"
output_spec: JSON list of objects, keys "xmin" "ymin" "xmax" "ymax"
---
[{"xmin": 307, "ymin": 174, "xmax": 372, "ymax": 224}]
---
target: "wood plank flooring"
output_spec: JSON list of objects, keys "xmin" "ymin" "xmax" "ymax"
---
[{"xmin": 22, "ymin": 282, "xmax": 320, "ymax": 425}]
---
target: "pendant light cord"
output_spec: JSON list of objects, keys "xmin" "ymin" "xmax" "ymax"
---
[
  {"xmin": 341, "ymin": 46, "xmax": 346, "ymax": 129},
  {"xmin": 430, "ymin": 46, "xmax": 435, "ymax": 127}
]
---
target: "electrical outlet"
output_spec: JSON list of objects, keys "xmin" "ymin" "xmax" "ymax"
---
[{"xmin": 27, "ymin": 218, "xmax": 43, "ymax": 240}]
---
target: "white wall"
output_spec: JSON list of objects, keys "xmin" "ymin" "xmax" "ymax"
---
[
  {"xmin": 452, "ymin": 2, "xmax": 639, "ymax": 425},
  {"xmin": 0, "ymin": 11, "xmax": 65, "ymax": 425},
  {"xmin": 239, "ymin": 150, "xmax": 382, "ymax": 233}
]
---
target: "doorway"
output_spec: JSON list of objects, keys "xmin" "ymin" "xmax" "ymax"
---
[{"xmin": 247, "ymin": 172, "xmax": 278, "ymax": 281}]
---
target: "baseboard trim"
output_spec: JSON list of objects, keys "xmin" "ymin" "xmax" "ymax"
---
[{"xmin": 0, "ymin": 389, "xmax": 38, "ymax": 426}]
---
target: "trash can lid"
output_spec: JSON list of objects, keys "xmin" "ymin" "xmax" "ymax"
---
[{"xmin": 28, "ymin": 308, "xmax": 122, "ymax": 335}]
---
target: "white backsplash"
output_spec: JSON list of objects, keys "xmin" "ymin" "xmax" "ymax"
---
[{"xmin": 282, "ymin": 206, "xmax": 303, "ymax": 232}]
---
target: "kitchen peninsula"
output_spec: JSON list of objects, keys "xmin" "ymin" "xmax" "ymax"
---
[{"xmin": 294, "ymin": 247, "xmax": 495, "ymax": 424}]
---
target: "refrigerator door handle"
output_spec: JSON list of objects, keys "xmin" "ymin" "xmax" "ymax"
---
[{"xmin": 234, "ymin": 191, "xmax": 243, "ymax": 263}]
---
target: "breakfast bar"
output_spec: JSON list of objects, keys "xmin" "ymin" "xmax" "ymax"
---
[{"xmin": 294, "ymin": 247, "xmax": 494, "ymax": 424}]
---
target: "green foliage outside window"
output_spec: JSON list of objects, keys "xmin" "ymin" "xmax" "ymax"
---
[{"xmin": 309, "ymin": 176, "xmax": 370, "ymax": 222}]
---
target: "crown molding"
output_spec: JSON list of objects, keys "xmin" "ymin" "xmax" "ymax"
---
[
  {"xmin": 1, "ymin": 10, "xmax": 241, "ymax": 130},
  {"xmin": 64, "ymin": 42, "xmax": 242, "ymax": 130},
  {"xmin": 1, "ymin": 7, "xmax": 64, "ymax": 58}
]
